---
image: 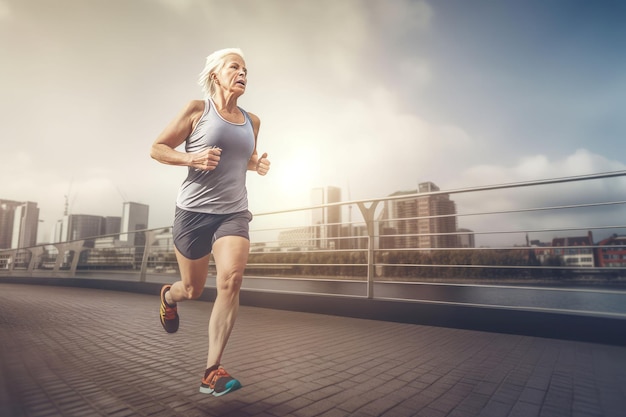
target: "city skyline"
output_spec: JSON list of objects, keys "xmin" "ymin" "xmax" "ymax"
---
[
  {"xmin": 1, "ymin": 168, "xmax": 624, "ymax": 248},
  {"xmin": 0, "ymin": 198, "xmax": 149, "ymax": 247},
  {"xmin": 4, "ymin": 184, "xmax": 620, "ymax": 272},
  {"xmin": 2, "ymin": 1, "xmax": 626, "ymax": 243}
]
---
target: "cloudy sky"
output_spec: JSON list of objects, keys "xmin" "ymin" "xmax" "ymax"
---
[{"xmin": 2, "ymin": 0, "xmax": 626, "ymax": 245}]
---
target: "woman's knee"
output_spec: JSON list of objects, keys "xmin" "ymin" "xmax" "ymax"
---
[{"xmin": 217, "ymin": 269, "xmax": 243, "ymax": 294}]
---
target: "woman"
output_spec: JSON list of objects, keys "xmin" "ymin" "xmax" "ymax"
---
[{"xmin": 150, "ymin": 47, "xmax": 270, "ymax": 397}]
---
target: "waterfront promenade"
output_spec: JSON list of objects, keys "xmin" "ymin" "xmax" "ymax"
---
[{"xmin": 1, "ymin": 283, "xmax": 626, "ymax": 417}]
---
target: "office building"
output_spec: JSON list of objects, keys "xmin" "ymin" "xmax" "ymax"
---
[
  {"xmin": 552, "ymin": 232, "xmax": 594, "ymax": 267},
  {"xmin": 120, "ymin": 202, "xmax": 149, "ymax": 246},
  {"xmin": 104, "ymin": 216, "xmax": 122, "ymax": 235},
  {"xmin": 380, "ymin": 182, "xmax": 458, "ymax": 249},
  {"xmin": 382, "ymin": 191, "xmax": 420, "ymax": 249},
  {"xmin": 11, "ymin": 202, "xmax": 40, "ymax": 249},
  {"xmin": 596, "ymin": 234, "xmax": 626, "ymax": 268},
  {"xmin": 0, "ymin": 199, "xmax": 39, "ymax": 249},
  {"xmin": 457, "ymin": 228, "xmax": 476, "ymax": 248},
  {"xmin": 311, "ymin": 186, "xmax": 341, "ymax": 249},
  {"xmin": 0, "ymin": 199, "xmax": 21, "ymax": 249},
  {"xmin": 62, "ymin": 214, "xmax": 105, "ymax": 241},
  {"xmin": 416, "ymin": 182, "xmax": 458, "ymax": 249}
]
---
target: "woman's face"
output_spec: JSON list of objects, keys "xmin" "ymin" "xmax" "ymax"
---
[{"xmin": 215, "ymin": 54, "xmax": 247, "ymax": 96}]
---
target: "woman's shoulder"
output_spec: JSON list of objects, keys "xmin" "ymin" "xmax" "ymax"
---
[
  {"xmin": 184, "ymin": 99, "xmax": 206, "ymax": 114},
  {"xmin": 181, "ymin": 99, "xmax": 207, "ymax": 125},
  {"xmin": 245, "ymin": 111, "xmax": 260, "ymax": 126}
]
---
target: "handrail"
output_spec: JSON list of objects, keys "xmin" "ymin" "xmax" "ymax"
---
[
  {"xmin": 253, "ymin": 170, "xmax": 626, "ymax": 216},
  {"xmin": 1, "ymin": 170, "xmax": 625, "ymax": 303}
]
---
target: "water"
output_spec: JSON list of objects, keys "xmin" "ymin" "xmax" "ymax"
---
[
  {"xmin": 229, "ymin": 276, "xmax": 626, "ymax": 318},
  {"xmin": 374, "ymin": 282, "xmax": 626, "ymax": 317}
]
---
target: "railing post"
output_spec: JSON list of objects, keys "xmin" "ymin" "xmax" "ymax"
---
[
  {"xmin": 27, "ymin": 246, "xmax": 44, "ymax": 273},
  {"xmin": 357, "ymin": 201, "xmax": 380, "ymax": 299},
  {"xmin": 139, "ymin": 230, "xmax": 157, "ymax": 283},
  {"xmin": 53, "ymin": 241, "xmax": 85, "ymax": 277},
  {"xmin": 7, "ymin": 250, "xmax": 17, "ymax": 272}
]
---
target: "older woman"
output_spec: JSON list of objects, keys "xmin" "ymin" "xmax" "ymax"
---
[{"xmin": 150, "ymin": 48, "xmax": 270, "ymax": 397}]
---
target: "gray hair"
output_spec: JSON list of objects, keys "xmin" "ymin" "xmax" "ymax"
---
[{"xmin": 198, "ymin": 48, "xmax": 245, "ymax": 98}]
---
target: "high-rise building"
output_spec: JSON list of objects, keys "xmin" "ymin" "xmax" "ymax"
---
[
  {"xmin": 311, "ymin": 187, "xmax": 341, "ymax": 249},
  {"xmin": 0, "ymin": 199, "xmax": 39, "ymax": 249},
  {"xmin": 120, "ymin": 202, "xmax": 149, "ymax": 246},
  {"xmin": 457, "ymin": 228, "xmax": 476, "ymax": 248},
  {"xmin": 383, "ymin": 191, "xmax": 419, "ymax": 249},
  {"xmin": 65, "ymin": 214, "xmax": 105, "ymax": 241},
  {"xmin": 50, "ymin": 203, "xmax": 148, "ymax": 245},
  {"xmin": 104, "ymin": 216, "xmax": 122, "ymax": 235},
  {"xmin": 0, "ymin": 199, "xmax": 21, "ymax": 249},
  {"xmin": 52, "ymin": 218, "xmax": 66, "ymax": 243},
  {"xmin": 381, "ymin": 182, "xmax": 458, "ymax": 250},
  {"xmin": 11, "ymin": 202, "xmax": 40, "ymax": 249},
  {"xmin": 416, "ymin": 182, "xmax": 458, "ymax": 249}
]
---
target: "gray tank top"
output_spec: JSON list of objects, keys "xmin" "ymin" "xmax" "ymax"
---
[{"xmin": 176, "ymin": 98, "xmax": 255, "ymax": 214}]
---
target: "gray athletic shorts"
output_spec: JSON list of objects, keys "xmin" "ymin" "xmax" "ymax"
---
[{"xmin": 173, "ymin": 207, "xmax": 253, "ymax": 260}]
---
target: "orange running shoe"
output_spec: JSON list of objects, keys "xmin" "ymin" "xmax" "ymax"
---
[
  {"xmin": 159, "ymin": 285, "xmax": 179, "ymax": 333},
  {"xmin": 199, "ymin": 365, "xmax": 242, "ymax": 397}
]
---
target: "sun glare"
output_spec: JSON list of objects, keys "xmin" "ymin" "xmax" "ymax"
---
[{"xmin": 278, "ymin": 149, "xmax": 321, "ymax": 194}]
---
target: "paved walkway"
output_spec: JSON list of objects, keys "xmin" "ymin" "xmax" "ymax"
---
[{"xmin": 1, "ymin": 283, "xmax": 625, "ymax": 417}]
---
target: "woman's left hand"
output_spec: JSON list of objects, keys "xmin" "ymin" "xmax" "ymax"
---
[{"xmin": 256, "ymin": 152, "xmax": 271, "ymax": 176}]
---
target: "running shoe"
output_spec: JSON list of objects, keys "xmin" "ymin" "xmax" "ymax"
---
[
  {"xmin": 199, "ymin": 365, "xmax": 242, "ymax": 397},
  {"xmin": 159, "ymin": 284, "xmax": 179, "ymax": 333}
]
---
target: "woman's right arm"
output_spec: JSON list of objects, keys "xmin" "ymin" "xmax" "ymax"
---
[{"xmin": 150, "ymin": 100, "xmax": 204, "ymax": 167}]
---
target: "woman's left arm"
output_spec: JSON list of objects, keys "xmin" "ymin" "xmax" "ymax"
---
[{"xmin": 247, "ymin": 112, "xmax": 271, "ymax": 176}]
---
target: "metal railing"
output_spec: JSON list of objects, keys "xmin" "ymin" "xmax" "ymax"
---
[{"xmin": 2, "ymin": 171, "xmax": 626, "ymax": 317}]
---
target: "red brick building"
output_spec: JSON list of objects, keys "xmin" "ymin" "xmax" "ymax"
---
[
  {"xmin": 551, "ymin": 232, "xmax": 595, "ymax": 267},
  {"xmin": 596, "ymin": 235, "xmax": 626, "ymax": 268}
]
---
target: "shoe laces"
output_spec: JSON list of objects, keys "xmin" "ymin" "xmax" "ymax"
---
[
  {"xmin": 206, "ymin": 367, "xmax": 230, "ymax": 386},
  {"xmin": 161, "ymin": 303, "xmax": 177, "ymax": 320}
]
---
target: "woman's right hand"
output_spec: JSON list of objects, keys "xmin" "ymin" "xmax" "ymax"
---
[{"xmin": 190, "ymin": 147, "xmax": 222, "ymax": 171}]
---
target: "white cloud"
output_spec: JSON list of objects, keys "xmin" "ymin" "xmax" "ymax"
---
[
  {"xmin": 2, "ymin": 0, "xmax": 625, "ymax": 247},
  {"xmin": 245, "ymin": 83, "xmax": 476, "ymax": 215},
  {"xmin": 447, "ymin": 149, "xmax": 626, "ymax": 246},
  {"xmin": 458, "ymin": 149, "xmax": 625, "ymax": 188}
]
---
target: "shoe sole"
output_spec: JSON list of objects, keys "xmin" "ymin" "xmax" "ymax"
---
[{"xmin": 199, "ymin": 380, "xmax": 242, "ymax": 397}]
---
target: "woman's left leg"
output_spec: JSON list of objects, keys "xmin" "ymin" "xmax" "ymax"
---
[{"xmin": 206, "ymin": 235, "xmax": 250, "ymax": 368}]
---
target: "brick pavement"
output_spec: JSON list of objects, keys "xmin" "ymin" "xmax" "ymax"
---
[{"xmin": 1, "ymin": 283, "xmax": 625, "ymax": 417}]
